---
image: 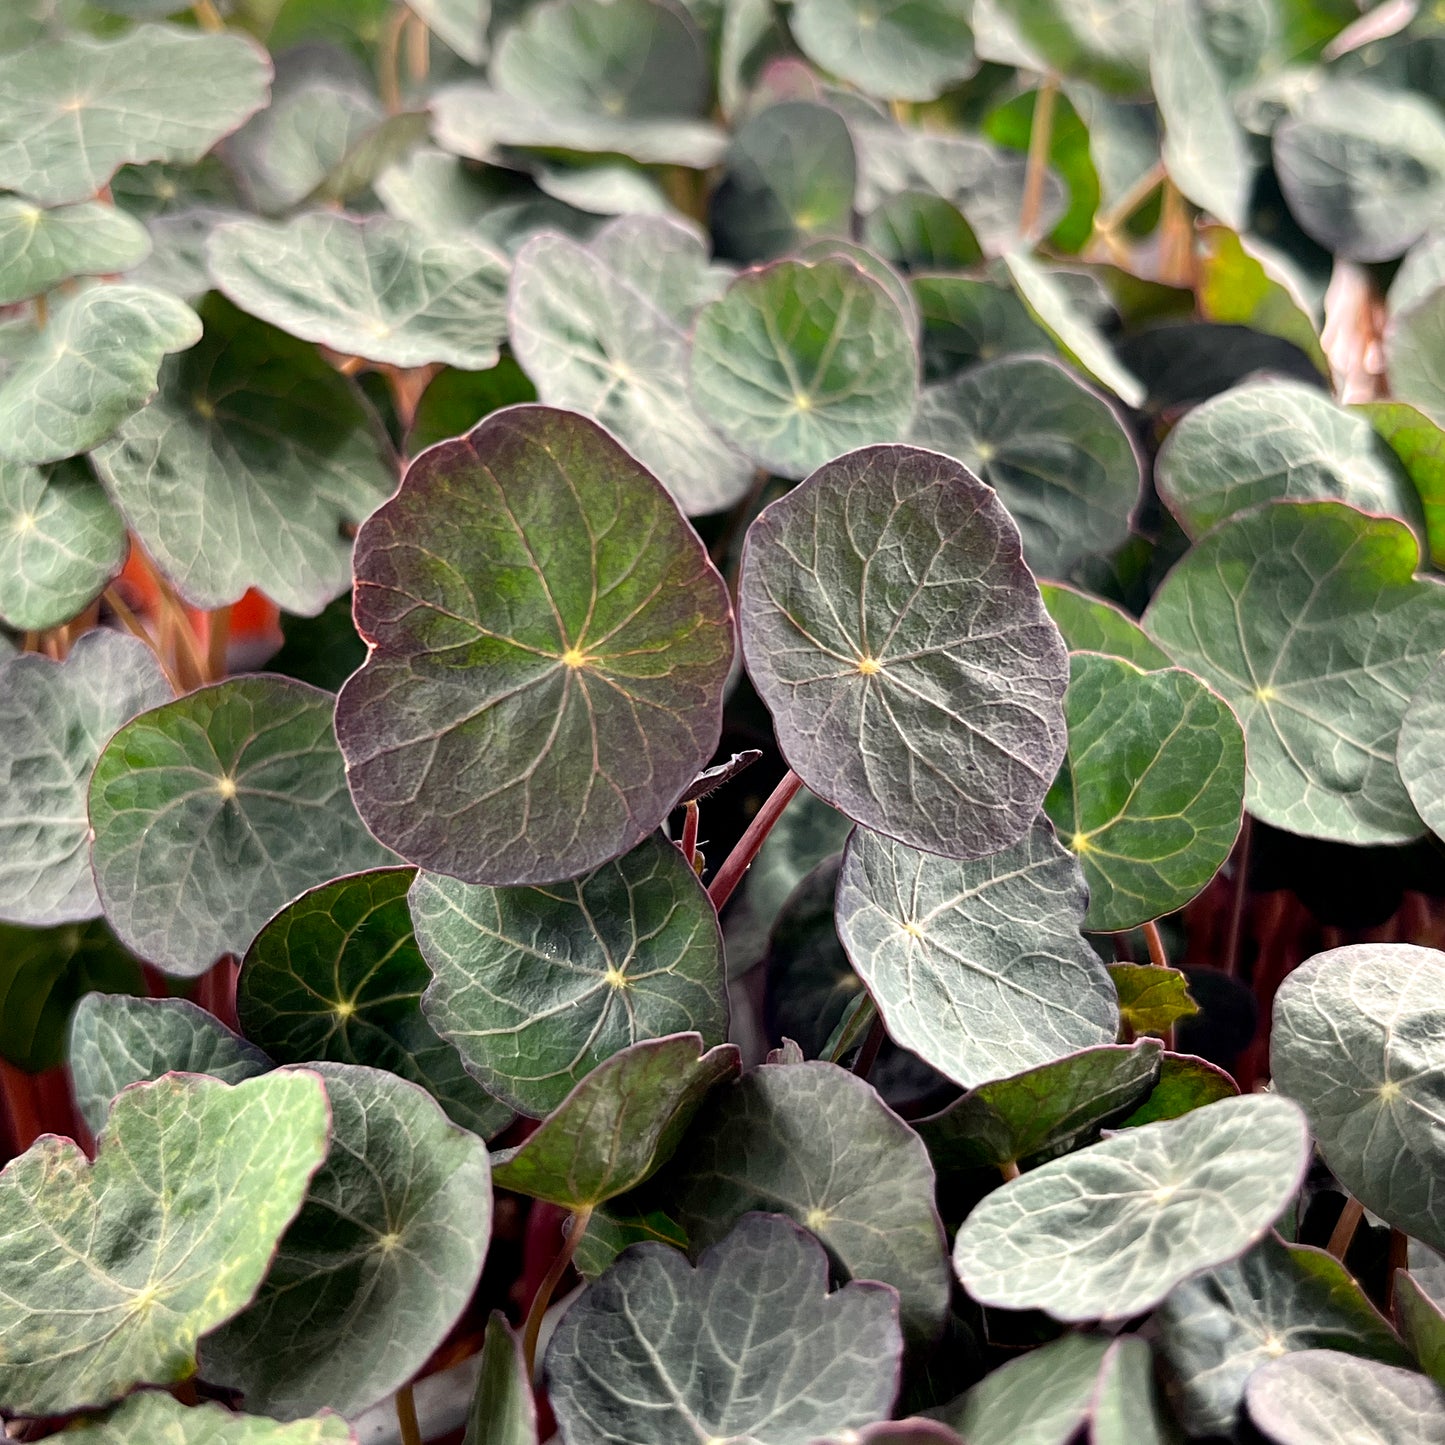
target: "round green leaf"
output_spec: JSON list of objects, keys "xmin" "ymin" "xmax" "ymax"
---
[
  {"xmin": 463, "ymin": 1314, "xmax": 537, "ymax": 1445},
  {"xmin": 911, "ymin": 354, "xmax": 1141, "ymax": 577},
  {"xmin": 238, "ymin": 869, "xmax": 513, "ymax": 1139},
  {"xmin": 0, "ymin": 631, "xmax": 171, "ymax": 926},
  {"xmin": 1002, "ymin": 250, "xmax": 1144, "ymax": 407},
  {"xmin": 200, "ymin": 1063, "xmax": 492, "ymax": 1421},
  {"xmin": 69, "ymin": 1391, "xmax": 353, "ymax": 1445},
  {"xmin": 91, "ymin": 297, "xmax": 396, "ymax": 616},
  {"xmin": 1247, "ymin": 1352, "xmax": 1445, "ymax": 1445},
  {"xmin": 1143, "ymin": 501, "xmax": 1445, "ymax": 844},
  {"xmin": 69, "ymin": 993, "xmax": 271, "ymax": 1137},
  {"xmin": 0, "ymin": 26, "xmax": 272, "ymax": 206},
  {"xmin": 0, "ymin": 922, "xmax": 142, "ymax": 1074},
  {"xmin": 690, "ymin": 258, "xmax": 919, "ymax": 480},
  {"xmin": 665, "ymin": 1058, "xmax": 950, "ymax": 1342},
  {"xmin": 1039, "ymin": 582, "xmax": 1170, "ymax": 668},
  {"xmin": 0, "ymin": 1071, "xmax": 328, "ymax": 1417},
  {"xmin": 490, "ymin": 1033, "xmax": 739, "ymax": 1209},
  {"xmin": 0, "ymin": 199, "xmax": 150, "ymax": 306},
  {"xmin": 912, "ymin": 274, "xmax": 1054, "ymax": 382},
  {"xmin": 208, "ymin": 214, "xmax": 510, "ymax": 371},
  {"xmin": 916, "ymin": 1041, "xmax": 1163, "ymax": 1175},
  {"xmin": 0, "ymin": 457, "xmax": 127, "ymax": 631},
  {"xmin": 1271, "ymin": 943, "xmax": 1445, "ymax": 1253},
  {"xmin": 0, "ymin": 283, "xmax": 200, "ymax": 466},
  {"xmin": 1044, "ymin": 652, "xmax": 1245, "ymax": 931},
  {"xmin": 836, "ymin": 819, "xmax": 1118, "ymax": 1088},
  {"xmin": 1401, "ymin": 653, "xmax": 1445, "ymax": 842},
  {"xmin": 951, "ymin": 1093, "xmax": 1311, "ymax": 1322},
  {"xmin": 1156, "ymin": 1235, "xmax": 1410, "ymax": 1437},
  {"xmin": 1001, "ymin": 0, "xmax": 1153, "ymax": 92},
  {"xmin": 789, "ymin": 0, "xmax": 976, "ymax": 102},
  {"xmin": 508, "ymin": 225, "xmax": 750, "ymax": 515},
  {"xmin": 89, "ymin": 675, "xmax": 395, "ymax": 977},
  {"xmin": 1274, "ymin": 80, "xmax": 1445, "ymax": 262},
  {"xmin": 710, "ymin": 101, "xmax": 856, "ymax": 262},
  {"xmin": 1157, "ymin": 380, "xmax": 1420, "ymax": 538},
  {"xmin": 739, "ymin": 443, "xmax": 1068, "ymax": 858},
  {"xmin": 412, "ymin": 834, "xmax": 726, "ymax": 1116},
  {"xmin": 547, "ymin": 1214, "xmax": 903, "ymax": 1445},
  {"xmin": 1388, "ymin": 288, "xmax": 1445, "ymax": 430},
  {"xmin": 335, "ymin": 405, "xmax": 734, "ymax": 886}
]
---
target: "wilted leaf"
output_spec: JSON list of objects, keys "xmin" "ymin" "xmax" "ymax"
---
[
  {"xmin": 690, "ymin": 258, "xmax": 919, "ymax": 480},
  {"xmin": 665, "ymin": 1058, "xmax": 950, "ymax": 1341},
  {"xmin": 1157, "ymin": 380, "xmax": 1418, "ymax": 538},
  {"xmin": 1045, "ymin": 652, "xmax": 1245, "ymax": 931},
  {"xmin": 335, "ymin": 405, "xmax": 734, "ymax": 886},
  {"xmin": 208, "ymin": 214, "xmax": 510, "ymax": 371},
  {"xmin": 0, "ymin": 199, "xmax": 150, "ymax": 306},
  {"xmin": 951, "ymin": 1093, "xmax": 1310, "ymax": 1321},
  {"xmin": 463, "ymin": 1314, "xmax": 537, "ymax": 1445},
  {"xmin": 917, "ymin": 1041, "xmax": 1162, "ymax": 1174},
  {"xmin": 201, "ymin": 1064, "xmax": 492, "ymax": 1421},
  {"xmin": 91, "ymin": 296, "xmax": 398, "ymax": 616},
  {"xmin": 1155, "ymin": 1235, "xmax": 1410, "ymax": 1436},
  {"xmin": 0, "ymin": 1072, "xmax": 327, "ymax": 1416},
  {"xmin": 739, "ymin": 444, "xmax": 1068, "ymax": 857},
  {"xmin": 911, "ymin": 353, "xmax": 1140, "ymax": 577},
  {"xmin": 69, "ymin": 993, "xmax": 271, "ymax": 1136},
  {"xmin": 89, "ymin": 675, "xmax": 394, "ymax": 976},
  {"xmin": 1271, "ymin": 943, "xmax": 1445, "ymax": 1253},
  {"xmin": 491, "ymin": 1033, "xmax": 739, "ymax": 1209},
  {"xmin": 0, "ymin": 631, "xmax": 170, "ymax": 926},
  {"xmin": 835, "ymin": 819, "xmax": 1118, "ymax": 1088},
  {"xmin": 508, "ymin": 223, "xmax": 750, "ymax": 515},
  {"xmin": 1246, "ymin": 1351, "xmax": 1445, "ymax": 1444},
  {"xmin": 0, "ymin": 26, "xmax": 271, "ymax": 206},
  {"xmin": 789, "ymin": 0, "xmax": 975, "ymax": 101},
  {"xmin": 1143, "ymin": 501, "xmax": 1445, "ymax": 844},
  {"xmin": 547, "ymin": 1213, "xmax": 903, "ymax": 1445},
  {"xmin": 0, "ymin": 457, "xmax": 127, "ymax": 631},
  {"xmin": 68, "ymin": 1390, "xmax": 354, "ymax": 1443},
  {"xmin": 1040, "ymin": 583, "xmax": 1169, "ymax": 667},
  {"xmin": 0, "ymin": 284, "xmax": 200, "ymax": 466},
  {"xmin": 412, "ymin": 834, "xmax": 726, "ymax": 1115},
  {"xmin": 238, "ymin": 869, "xmax": 512, "ymax": 1138}
]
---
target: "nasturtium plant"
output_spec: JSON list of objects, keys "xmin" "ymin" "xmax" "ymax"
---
[{"xmin": 2, "ymin": 1, "xmax": 1445, "ymax": 1440}]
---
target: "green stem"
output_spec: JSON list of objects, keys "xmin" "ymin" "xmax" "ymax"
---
[
  {"xmin": 1019, "ymin": 76, "xmax": 1059, "ymax": 241},
  {"xmin": 522, "ymin": 1206, "xmax": 592, "ymax": 1379},
  {"xmin": 191, "ymin": 0, "xmax": 224, "ymax": 31},
  {"xmin": 707, "ymin": 770, "xmax": 803, "ymax": 911}
]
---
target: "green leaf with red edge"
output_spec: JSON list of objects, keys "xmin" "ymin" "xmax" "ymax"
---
[
  {"xmin": 1120, "ymin": 1051, "xmax": 1239, "ymax": 1125},
  {"xmin": 335, "ymin": 404, "xmax": 735, "ymax": 887}
]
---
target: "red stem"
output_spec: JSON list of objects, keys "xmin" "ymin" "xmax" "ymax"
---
[
  {"xmin": 707, "ymin": 770, "xmax": 804, "ymax": 912},
  {"xmin": 680, "ymin": 800, "xmax": 700, "ymax": 870}
]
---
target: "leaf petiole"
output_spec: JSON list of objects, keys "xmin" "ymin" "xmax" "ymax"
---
[
  {"xmin": 706, "ymin": 770, "xmax": 804, "ymax": 911},
  {"xmin": 522, "ymin": 1206, "xmax": 592, "ymax": 1379}
]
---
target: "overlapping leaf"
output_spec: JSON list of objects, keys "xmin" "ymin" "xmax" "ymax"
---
[
  {"xmin": 1400, "ymin": 654, "xmax": 1445, "ymax": 842},
  {"xmin": 413, "ymin": 835, "xmax": 725, "ymax": 1115},
  {"xmin": 0, "ymin": 199, "xmax": 150, "ymax": 305},
  {"xmin": 409, "ymin": 0, "xmax": 489, "ymax": 63},
  {"xmin": 208, "ymin": 214, "xmax": 510, "ymax": 371},
  {"xmin": 335, "ymin": 405, "xmax": 735, "ymax": 886},
  {"xmin": 690, "ymin": 258, "xmax": 919, "ymax": 480},
  {"xmin": 739, "ymin": 444, "xmax": 1069, "ymax": 858},
  {"xmin": 69, "ymin": 993, "xmax": 271, "ymax": 1136},
  {"xmin": 1143, "ymin": 501, "xmax": 1445, "ymax": 844},
  {"xmin": 0, "ymin": 26, "xmax": 272, "ymax": 205},
  {"xmin": 788, "ymin": 0, "xmax": 975, "ymax": 101},
  {"xmin": 547, "ymin": 1213, "xmax": 903, "ymax": 1445},
  {"xmin": 1157, "ymin": 380, "xmax": 1419, "ymax": 538},
  {"xmin": 239, "ymin": 869, "xmax": 512, "ymax": 1139},
  {"xmin": 1271, "ymin": 943, "xmax": 1445, "ymax": 1252},
  {"xmin": 0, "ymin": 1072, "xmax": 328, "ymax": 1416},
  {"xmin": 911, "ymin": 353, "xmax": 1140, "ymax": 577},
  {"xmin": 89, "ymin": 676, "xmax": 394, "ymax": 976},
  {"xmin": 952, "ymin": 1093, "xmax": 1310, "ymax": 1321},
  {"xmin": 491, "ymin": 1033, "xmax": 739, "ymax": 1209},
  {"xmin": 68, "ymin": 1391, "xmax": 354, "ymax": 1444},
  {"xmin": 665, "ymin": 1058, "xmax": 950, "ymax": 1341},
  {"xmin": 0, "ymin": 457, "xmax": 127, "ymax": 631},
  {"xmin": 1246, "ymin": 1351, "xmax": 1445, "ymax": 1444},
  {"xmin": 0, "ymin": 284, "xmax": 200, "ymax": 466},
  {"xmin": 912, "ymin": 274, "xmax": 1053, "ymax": 382},
  {"xmin": 463, "ymin": 1314, "xmax": 537, "ymax": 1445},
  {"xmin": 836, "ymin": 820, "xmax": 1118, "ymax": 1088},
  {"xmin": 1389, "ymin": 288, "xmax": 1445, "ymax": 430},
  {"xmin": 508, "ymin": 222, "xmax": 750, "ymax": 515},
  {"xmin": 1040, "ymin": 583, "xmax": 1169, "ymax": 667},
  {"xmin": 999, "ymin": 0, "xmax": 1152, "ymax": 92},
  {"xmin": 0, "ymin": 631, "xmax": 170, "ymax": 926},
  {"xmin": 201, "ymin": 1063, "xmax": 492, "ymax": 1421},
  {"xmin": 91, "ymin": 297, "xmax": 398, "ymax": 615}
]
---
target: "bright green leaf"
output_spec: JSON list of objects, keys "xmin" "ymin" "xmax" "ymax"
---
[
  {"xmin": 1040, "ymin": 582, "xmax": 1169, "ymax": 667},
  {"xmin": 1198, "ymin": 226, "xmax": 1327, "ymax": 373},
  {"xmin": 1109, "ymin": 963, "xmax": 1200, "ymax": 1035},
  {"xmin": 1120, "ymin": 1051, "xmax": 1239, "ymax": 1125},
  {"xmin": 1361, "ymin": 401, "xmax": 1445, "ymax": 566}
]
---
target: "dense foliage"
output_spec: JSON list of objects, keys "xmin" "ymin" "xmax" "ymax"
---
[{"xmin": 1, "ymin": 0, "xmax": 1444, "ymax": 1442}]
